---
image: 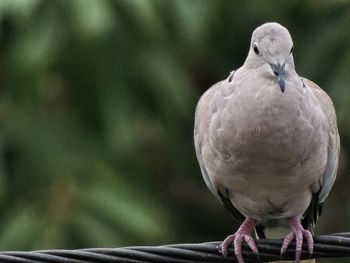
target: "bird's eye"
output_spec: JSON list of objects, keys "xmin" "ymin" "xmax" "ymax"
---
[
  {"xmin": 290, "ymin": 46, "xmax": 294, "ymax": 54},
  {"xmin": 253, "ymin": 44, "xmax": 260, "ymax": 55}
]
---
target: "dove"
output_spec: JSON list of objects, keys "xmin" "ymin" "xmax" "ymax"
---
[{"xmin": 194, "ymin": 22, "xmax": 339, "ymax": 263}]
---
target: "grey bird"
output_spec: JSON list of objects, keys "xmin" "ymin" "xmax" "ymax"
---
[{"xmin": 194, "ymin": 22, "xmax": 339, "ymax": 263}]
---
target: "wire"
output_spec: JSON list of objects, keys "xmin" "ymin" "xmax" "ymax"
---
[{"xmin": 0, "ymin": 233, "xmax": 349, "ymax": 263}]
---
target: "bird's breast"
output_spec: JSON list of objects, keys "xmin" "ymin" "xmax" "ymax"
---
[{"xmin": 209, "ymin": 84, "xmax": 324, "ymax": 176}]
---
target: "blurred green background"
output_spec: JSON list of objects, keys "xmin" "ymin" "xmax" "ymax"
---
[{"xmin": 0, "ymin": 0, "xmax": 349, "ymax": 258}]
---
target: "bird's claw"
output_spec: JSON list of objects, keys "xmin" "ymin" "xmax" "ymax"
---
[
  {"xmin": 281, "ymin": 216, "xmax": 314, "ymax": 263},
  {"xmin": 218, "ymin": 234, "xmax": 235, "ymax": 257},
  {"xmin": 218, "ymin": 233, "xmax": 258, "ymax": 263},
  {"xmin": 217, "ymin": 218, "xmax": 258, "ymax": 263}
]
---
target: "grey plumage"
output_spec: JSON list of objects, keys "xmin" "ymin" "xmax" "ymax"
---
[{"xmin": 194, "ymin": 22, "xmax": 339, "ymax": 262}]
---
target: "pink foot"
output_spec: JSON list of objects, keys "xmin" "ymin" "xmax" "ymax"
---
[
  {"xmin": 217, "ymin": 218, "xmax": 258, "ymax": 263},
  {"xmin": 280, "ymin": 216, "xmax": 314, "ymax": 263}
]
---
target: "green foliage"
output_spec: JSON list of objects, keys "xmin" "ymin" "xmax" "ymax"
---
[{"xmin": 0, "ymin": 0, "xmax": 349, "ymax": 255}]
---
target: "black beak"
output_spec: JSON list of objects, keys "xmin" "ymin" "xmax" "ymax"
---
[{"xmin": 270, "ymin": 63, "xmax": 286, "ymax": 93}]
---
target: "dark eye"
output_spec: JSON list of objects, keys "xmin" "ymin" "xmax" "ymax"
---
[
  {"xmin": 253, "ymin": 44, "xmax": 260, "ymax": 55},
  {"xmin": 290, "ymin": 46, "xmax": 294, "ymax": 54}
]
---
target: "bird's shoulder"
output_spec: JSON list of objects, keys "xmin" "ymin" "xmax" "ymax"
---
[
  {"xmin": 194, "ymin": 72, "xmax": 235, "ymax": 132},
  {"xmin": 302, "ymin": 78, "xmax": 337, "ymax": 125}
]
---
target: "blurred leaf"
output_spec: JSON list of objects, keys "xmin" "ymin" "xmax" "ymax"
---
[
  {"xmin": 71, "ymin": 209, "xmax": 123, "ymax": 247},
  {"xmin": 79, "ymin": 183, "xmax": 170, "ymax": 244},
  {"xmin": 0, "ymin": 0, "xmax": 40, "ymax": 22},
  {"xmin": 69, "ymin": 0, "xmax": 115, "ymax": 38},
  {"xmin": 0, "ymin": 206, "xmax": 46, "ymax": 250}
]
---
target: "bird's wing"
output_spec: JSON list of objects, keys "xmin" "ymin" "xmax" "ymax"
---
[
  {"xmin": 194, "ymin": 83, "xmax": 219, "ymax": 197},
  {"xmin": 301, "ymin": 78, "xmax": 340, "ymax": 229},
  {"xmin": 194, "ymin": 71, "xmax": 245, "ymax": 222}
]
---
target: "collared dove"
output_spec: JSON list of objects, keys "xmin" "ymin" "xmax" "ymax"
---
[{"xmin": 194, "ymin": 22, "xmax": 339, "ymax": 263}]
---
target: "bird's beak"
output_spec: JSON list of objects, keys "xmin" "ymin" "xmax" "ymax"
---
[{"xmin": 270, "ymin": 63, "xmax": 286, "ymax": 93}]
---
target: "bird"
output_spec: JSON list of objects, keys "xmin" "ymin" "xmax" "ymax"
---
[{"xmin": 193, "ymin": 22, "xmax": 339, "ymax": 263}]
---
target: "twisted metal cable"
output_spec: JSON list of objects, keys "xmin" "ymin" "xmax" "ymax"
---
[{"xmin": 0, "ymin": 233, "xmax": 350, "ymax": 263}]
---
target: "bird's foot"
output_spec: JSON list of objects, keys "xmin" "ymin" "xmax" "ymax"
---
[
  {"xmin": 217, "ymin": 217, "xmax": 258, "ymax": 263},
  {"xmin": 280, "ymin": 216, "xmax": 314, "ymax": 263}
]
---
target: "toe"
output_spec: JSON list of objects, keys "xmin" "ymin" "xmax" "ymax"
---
[
  {"xmin": 234, "ymin": 235, "xmax": 245, "ymax": 263},
  {"xmin": 218, "ymin": 234, "xmax": 235, "ymax": 257},
  {"xmin": 303, "ymin": 230, "xmax": 314, "ymax": 255},
  {"xmin": 281, "ymin": 231, "xmax": 295, "ymax": 255},
  {"xmin": 233, "ymin": 235, "xmax": 243, "ymax": 255},
  {"xmin": 217, "ymin": 244, "xmax": 228, "ymax": 257},
  {"xmin": 295, "ymin": 230, "xmax": 303, "ymax": 263},
  {"xmin": 235, "ymin": 253, "xmax": 245, "ymax": 263},
  {"xmin": 244, "ymin": 235, "xmax": 258, "ymax": 254}
]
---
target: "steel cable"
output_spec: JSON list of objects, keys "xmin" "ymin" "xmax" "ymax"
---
[{"xmin": 0, "ymin": 233, "xmax": 349, "ymax": 263}]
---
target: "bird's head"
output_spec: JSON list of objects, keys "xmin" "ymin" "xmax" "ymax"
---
[{"xmin": 245, "ymin": 22, "xmax": 295, "ymax": 93}]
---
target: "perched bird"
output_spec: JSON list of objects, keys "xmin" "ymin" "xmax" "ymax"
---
[{"xmin": 194, "ymin": 22, "xmax": 339, "ymax": 263}]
